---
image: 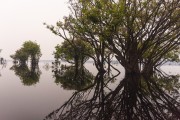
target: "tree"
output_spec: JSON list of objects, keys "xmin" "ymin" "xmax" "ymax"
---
[
  {"xmin": 11, "ymin": 40, "xmax": 41, "ymax": 66},
  {"xmin": 10, "ymin": 48, "xmax": 29, "ymax": 65},
  {"xmin": 22, "ymin": 41, "xmax": 41, "ymax": 65},
  {"xmin": 54, "ymin": 39, "xmax": 94, "ymax": 74},
  {"xmin": 46, "ymin": 0, "xmax": 180, "ymax": 75},
  {"xmin": 44, "ymin": 0, "xmax": 180, "ymax": 119},
  {"xmin": 0, "ymin": 49, "xmax": 4, "ymax": 64}
]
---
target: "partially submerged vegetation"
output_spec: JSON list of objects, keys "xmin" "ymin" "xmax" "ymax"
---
[
  {"xmin": 10, "ymin": 40, "xmax": 41, "ymax": 66},
  {"xmin": 53, "ymin": 39, "xmax": 94, "ymax": 75},
  {"xmin": 46, "ymin": 0, "xmax": 180, "ymax": 75},
  {"xmin": 45, "ymin": 0, "xmax": 180, "ymax": 120}
]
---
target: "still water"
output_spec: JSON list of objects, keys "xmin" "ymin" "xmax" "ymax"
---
[
  {"xmin": 0, "ymin": 61, "xmax": 179, "ymax": 120},
  {"xmin": 0, "ymin": 61, "xmax": 74, "ymax": 120}
]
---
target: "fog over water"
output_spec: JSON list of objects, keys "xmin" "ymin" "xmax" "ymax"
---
[{"xmin": 0, "ymin": 0, "xmax": 69, "ymax": 60}]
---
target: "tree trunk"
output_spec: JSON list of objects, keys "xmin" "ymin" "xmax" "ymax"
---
[
  {"xmin": 31, "ymin": 55, "xmax": 36, "ymax": 66},
  {"xmin": 74, "ymin": 55, "xmax": 79, "ymax": 80},
  {"xmin": 20, "ymin": 60, "xmax": 27, "ymax": 66},
  {"xmin": 107, "ymin": 53, "xmax": 111, "ymax": 76},
  {"xmin": 125, "ymin": 44, "xmax": 140, "ymax": 74},
  {"xmin": 80, "ymin": 56, "xmax": 84, "ymax": 70},
  {"xmin": 142, "ymin": 63, "xmax": 154, "ymax": 76}
]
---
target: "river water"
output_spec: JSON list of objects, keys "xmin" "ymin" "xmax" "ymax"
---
[{"xmin": 0, "ymin": 61, "xmax": 179, "ymax": 120}]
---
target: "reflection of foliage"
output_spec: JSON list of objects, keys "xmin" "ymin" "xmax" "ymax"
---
[
  {"xmin": 42, "ymin": 63, "xmax": 51, "ymax": 71},
  {"xmin": 155, "ymin": 75, "xmax": 180, "ymax": 94},
  {"xmin": 45, "ymin": 72, "xmax": 180, "ymax": 120},
  {"xmin": 10, "ymin": 48, "xmax": 29, "ymax": 65},
  {"xmin": 0, "ymin": 63, "xmax": 7, "ymax": 77},
  {"xmin": 10, "ymin": 65, "xmax": 41, "ymax": 86},
  {"xmin": 152, "ymin": 71, "xmax": 180, "ymax": 100},
  {"xmin": 53, "ymin": 65, "xmax": 94, "ymax": 90},
  {"xmin": 140, "ymin": 73, "xmax": 180, "ymax": 97}
]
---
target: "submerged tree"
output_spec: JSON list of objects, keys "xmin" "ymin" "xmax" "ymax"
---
[
  {"xmin": 45, "ymin": 0, "xmax": 180, "ymax": 119},
  {"xmin": 10, "ymin": 48, "xmax": 29, "ymax": 65},
  {"xmin": 47, "ymin": 0, "xmax": 180, "ymax": 75},
  {"xmin": 54, "ymin": 39, "xmax": 94, "ymax": 71},
  {"xmin": 0, "ymin": 49, "xmax": 5, "ymax": 64},
  {"xmin": 22, "ymin": 41, "xmax": 41, "ymax": 66},
  {"xmin": 10, "ymin": 40, "xmax": 41, "ymax": 66}
]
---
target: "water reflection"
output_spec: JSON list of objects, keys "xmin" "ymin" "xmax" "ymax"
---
[
  {"xmin": 42, "ymin": 63, "xmax": 51, "ymax": 71},
  {"xmin": 10, "ymin": 65, "xmax": 41, "ymax": 86},
  {"xmin": 153, "ymin": 71, "xmax": 180, "ymax": 98},
  {"xmin": 53, "ymin": 65, "xmax": 94, "ymax": 90},
  {"xmin": 45, "ymin": 70, "xmax": 180, "ymax": 120},
  {"xmin": 0, "ymin": 62, "xmax": 7, "ymax": 76}
]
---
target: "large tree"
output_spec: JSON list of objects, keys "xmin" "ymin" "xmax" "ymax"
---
[
  {"xmin": 44, "ymin": 0, "xmax": 180, "ymax": 119},
  {"xmin": 47, "ymin": 0, "xmax": 180, "ymax": 75}
]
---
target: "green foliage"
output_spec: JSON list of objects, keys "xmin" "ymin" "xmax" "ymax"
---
[
  {"xmin": 10, "ymin": 48, "xmax": 29, "ymax": 64},
  {"xmin": 46, "ymin": 0, "xmax": 180, "ymax": 74},
  {"xmin": 10, "ymin": 65, "xmax": 41, "ymax": 86},
  {"xmin": 44, "ymin": 1, "xmax": 180, "ymax": 119},
  {"xmin": 141, "ymin": 73, "xmax": 180, "ymax": 96},
  {"xmin": 10, "ymin": 40, "xmax": 41, "ymax": 65},
  {"xmin": 155, "ymin": 75, "xmax": 180, "ymax": 94},
  {"xmin": 54, "ymin": 39, "xmax": 94, "ymax": 64},
  {"xmin": 54, "ymin": 65, "xmax": 94, "ymax": 90},
  {"xmin": 23, "ymin": 41, "xmax": 41, "ymax": 58},
  {"xmin": 163, "ymin": 47, "xmax": 180, "ymax": 62}
]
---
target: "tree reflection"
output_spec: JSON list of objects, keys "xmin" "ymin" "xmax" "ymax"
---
[
  {"xmin": 42, "ymin": 63, "xmax": 51, "ymax": 71},
  {"xmin": 10, "ymin": 65, "xmax": 41, "ymax": 86},
  {"xmin": 53, "ymin": 65, "xmax": 94, "ymax": 90},
  {"xmin": 45, "ymin": 71, "xmax": 180, "ymax": 120},
  {"xmin": 153, "ymin": 71, "xmax": 180, "ymax": 99},
  {"xmin": 0, "ymin": 62, "xmax": 6, "ymax": 77}
]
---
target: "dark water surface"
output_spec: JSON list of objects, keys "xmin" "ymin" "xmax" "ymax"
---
[{"xmin": 0, "ymin": 61, "xmax": 179, "ymax": 120}]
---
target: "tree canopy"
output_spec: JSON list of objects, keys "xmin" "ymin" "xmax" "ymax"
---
[
  {"xmin": 10, "ymin": 48, "xmax": 29, "ymax": 65},
  {"xmin": 54, "ymin": 39, "xmax": 94, "ymax": 65},
  {"xmin": 10, "ymin": 40, "xmax": 41, "ymax": 66},
  {"xmin": 44, "ymin": 0, "xmax": 180, "ymax": 120},
  {"xmin": 46, "ymin": 0, "xmax": 180, "ymax": 74},
  {"xmin": 45, "ymin": 70, "xmax": 180, "ymax": 120}
]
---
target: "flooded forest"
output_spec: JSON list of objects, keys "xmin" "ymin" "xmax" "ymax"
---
[{"xmin": 0, "ymin": 0, "xmax": 180, "ymax": 120}]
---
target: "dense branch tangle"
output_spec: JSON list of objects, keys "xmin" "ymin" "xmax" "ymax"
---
[
  {"xmin": 44, "ymin": 72, "xmax": 180, "ymax": 120},
  {"xmin": 45, "ymin": 0, "xmax": 180, "ymax": 120},
  {"xmin": 49, "ymin": 0, "xmax": 180, "ymax": 74}
]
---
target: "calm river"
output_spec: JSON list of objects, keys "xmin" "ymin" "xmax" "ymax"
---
[{"xmin": 0, "ymin": 61, "xmax": 179, "ymax": 120}]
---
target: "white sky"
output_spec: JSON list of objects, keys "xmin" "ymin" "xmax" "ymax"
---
[{"xmin": 0, "ymin": 0, "xmax": 69, "ymax": 60}]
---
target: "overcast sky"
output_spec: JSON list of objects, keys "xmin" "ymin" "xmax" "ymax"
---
[{"xmin": 0, "ymin": 0, "xmax": 69, "ymax": 60}]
